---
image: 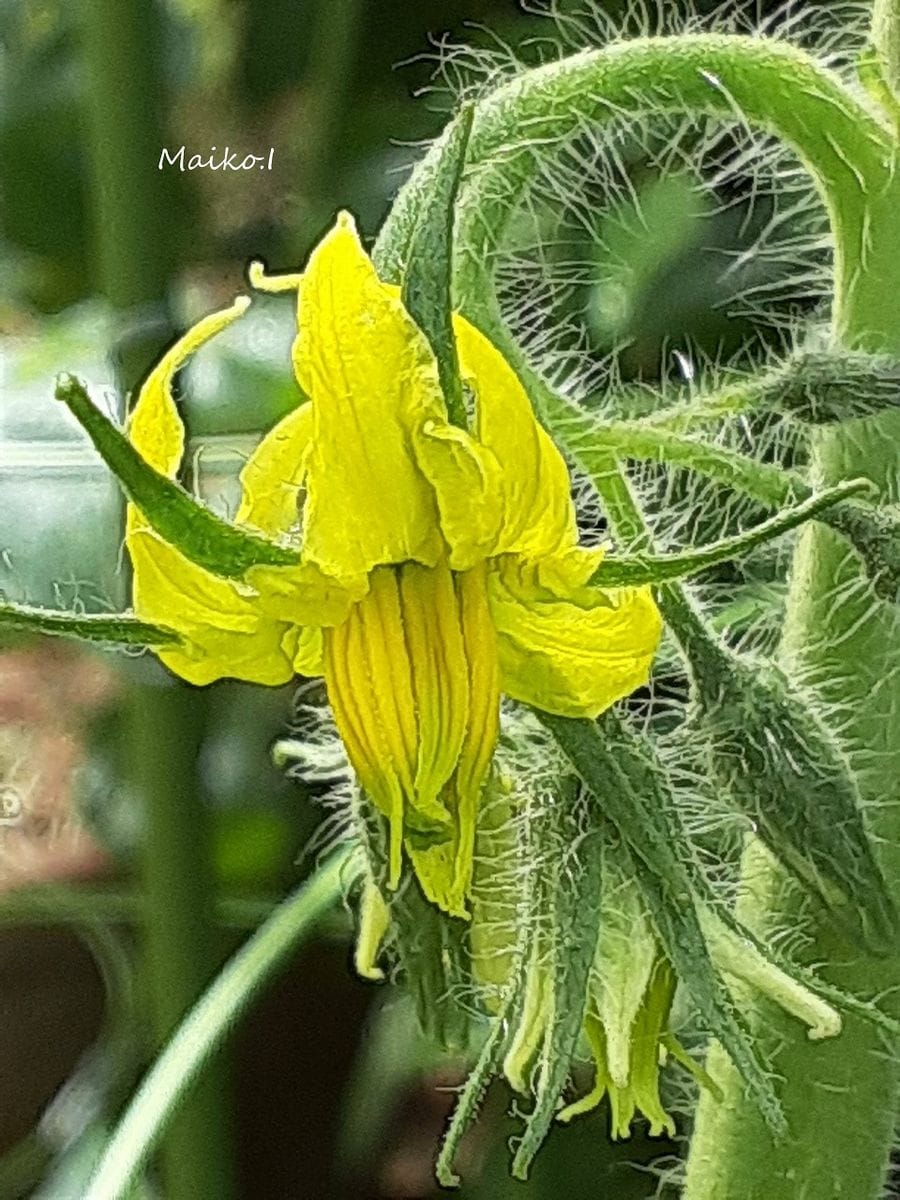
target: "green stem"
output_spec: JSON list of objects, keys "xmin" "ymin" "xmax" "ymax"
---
[
  {"xmin": 0, "ymin": 884, "xmax": 280, "ymax": 930},
  {"xmin": 376, "ymin": 28, "xmax": 900, "ymax": 1199},
  {"xmin": 80, "ymin": 0, "xmax": 177, "ymax": 385},
  {"xmin": 872, "ymin": 0, "xmax": 900, "ymax": 102},
  {"xmin": 376, "ymin": 34, "xmax": 897, "ymax": 347},
  {"xmin": 84, "ymin": 847, "xmax": 360, "ymax": 1200},
  {"xmin": 128, "ymin": 680, "xmax": 234, "ymax": 1200},
  {"xmin": 80, "ymin": 5, "xmax": 235, "ymax": 1195}
]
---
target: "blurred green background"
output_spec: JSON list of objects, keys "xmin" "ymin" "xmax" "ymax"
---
[{"xmin": 0, "ymin": 1, "xmax": 834, "ymax": 1197}]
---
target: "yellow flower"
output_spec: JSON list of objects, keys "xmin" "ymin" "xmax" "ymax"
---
[{"xmin": 126, "ymin": 212, "xmax": 662, "ymax": 916}]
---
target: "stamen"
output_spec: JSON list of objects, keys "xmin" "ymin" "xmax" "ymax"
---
[{"xmin": 322, "ymin": 560, "xmax": 500, "ymax": 914}]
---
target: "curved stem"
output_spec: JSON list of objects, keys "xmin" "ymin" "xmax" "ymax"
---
[
  {"xmin": 84, "ymin": 846, "xmax": 362, "ymax": 1200},
  {"xmin": 376, "ymin": 33, "xmax": 896, "ymax": 347}
]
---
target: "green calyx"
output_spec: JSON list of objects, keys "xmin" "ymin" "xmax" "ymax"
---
[{"xmin": 400, "ymin": 104, "xmax": 474, "ymax": 430}]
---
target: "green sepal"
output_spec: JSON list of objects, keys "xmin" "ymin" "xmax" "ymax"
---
[
  {"xmin": 546, "ymin": 383, "xmax": 897, "ymax": 600},
  {"xmin": 538, "ymin": 709, "xmax": 786, "ymax": 1136},
  {"xmin": 511, "ymin": 787, "xmax": 603, "ymax": 1180},
  {"xmin": 0, "ymin": 600, "xmax": 179, "ymax": 647},
  {"xmin": 775, "ymin": 349, "xmax": 900, "ymax": 424},
  {"xmin": 352, "ymin": 793, "xmax": 471, "ymax": 1051},
  {"xmin": 825, "ymin": 500, "xmax": 900, "ymax": 605},
  {"xmin": 55, "ymin": 375, "xmax": 300, "ymax": 579},
  {"xmin": 590, "ymin": 480, "xmax": 871, "ymax": 586},
  {"xmin": 435, "ymin": 994, "xmax": 513, "ymax": 1188},
  {"xmin": 400, "ymin": 104, "xmax": 474, "ymax": 430},
  {"xmin": 542, "ymin": 387, "xmax": 804, "ymax": 510},
  {"xmin": 691, "ymin": 653, "xmax": 897, "ymax": 950}
]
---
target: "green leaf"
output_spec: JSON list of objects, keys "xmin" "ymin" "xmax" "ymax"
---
[
  {"xmin": 401, "ymin": 104, "xmax": 474, "ymax": 429},
  {"xmin": 538, "ymin": 709, "xmax": 786, "ymax": 1136},
  {"xmin": 55, "ymin": 374, "xmax": 300, "ymax": 579},
  {"xmin": 591, "ymin": 480, "xmax": 872, "ymax": 585},
  {"xmin": 0, "ymin": 600, "xmax": 178, "ymax": 646}
]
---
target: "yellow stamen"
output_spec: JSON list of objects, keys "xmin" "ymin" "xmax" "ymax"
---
[{"xmin": 323, "ymin": 560, "xmax": 500, "ymax": 915}]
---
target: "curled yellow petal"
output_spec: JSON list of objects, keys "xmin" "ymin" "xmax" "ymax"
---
[
  {"xmin": 354, "ymin": 878, "xmax": 391, "ymax": 982},
  {"xmin": 236, "ymin": 401, "xmax": 313, "ymax": 539},
  {"xmin": 293, "ymin": 625, "xmax": 324, "ymax": 676},
  {"xmin": 125, "ymin": 296, "xmax": 297, "ymax": 686},
  {"xmin": 411, "ymin": 313, "xmax": 581, "ymax": 571},
  {"xmin": 129, "ymin": 528, "xmax": 297, "ymax": 686},
  {"xmin": 488, "ymin": 558, "xmax": 662, "ymax": 718},
  {"xmin": 128, "ymin": 296, "xmax": 250, "ymax": 475},
  {"xmin": 454, "ymin": 316, "xmax": 577, "ymax": 561}
]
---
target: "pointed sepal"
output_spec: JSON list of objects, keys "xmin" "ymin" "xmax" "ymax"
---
[
  {"xmin": 0, "ymin": 600, "xmax": 179, "ymax": 647},
  {"xmin": 538, "ymin": 709, "xmax": 786, "ymax": 1135},
  {"xmin": 691, "ymin": 651, "xmax": 896, "ymax": 950},
  {"xmin": 55, "ymin": 374, "xmax": 300, "ymax": 579},
  {"xmin": 400, "ymin": 104, "xmax": 475, "ymax": 429},
  {"xmin": 591, "ymin": 480, "xmax": 871, "ymax": 586}
]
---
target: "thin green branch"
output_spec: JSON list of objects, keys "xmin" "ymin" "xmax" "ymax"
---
[
  {"xmin": 544, "ymin": 389, "xmax": 805, "ymax": 509},
  {"xmin": 84, "ymin": 846, "xmax": 362, "ymax": 1200},
  {"xmin": 375, "ymin": 33, "xmax": 895, "ymax": 346},
  {"xmin": 0, "ymin": 884, "xmax": 281, "ymax": 931}
]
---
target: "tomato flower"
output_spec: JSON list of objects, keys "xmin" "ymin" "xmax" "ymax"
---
[{"xmin": 126, "ymin": 212, "xmax": 662, "ymax": 915}]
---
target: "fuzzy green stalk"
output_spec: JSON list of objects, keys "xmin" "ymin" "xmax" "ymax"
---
[
  {"xmin": 686, "ymin": 95, "xmax": 900, "ymax": 1200},
  {"xmin": 125, "ymin": 681, "xmax": 235, "ymax": 1200},
  {"xmin": 80, "ymin": 4, "xmax": 234, "ymax": 1196},
  {"xmin": 375, "ymin": 27, "xmax": 900, "ymax": 1199}
]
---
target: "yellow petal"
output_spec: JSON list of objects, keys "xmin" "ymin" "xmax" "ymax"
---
[
  {"xmin": 354, "ymin": 877, "xmax": 391, "ymax": 982},
  {"xmin": 454, "ymin": 316, "xmax": 577, "ymax": 560},
  {"xmin": 236, "ymin": 401, "xmax": 313, "ymax": 538},
  {"xmin": 411, "ymin": 418, "xmax": 504, "ymax": 570},
  {"xmin": 503, "ymin": 937, "xmax": 551, "ymax": 1093},
  {"xmin": 128, "ymin": 525, "xmax": 297, "ymax": 686},
  {"xmin": 293, "ymin": 624, "xmax": 324, "ymax": 676},
  {"xmin": 293, "ymin": 213, "xmax": 446, "ymax": 582},
  {"xmin": 410, "ymin": 313, "xmax": 581, "ymax": 570},
  {"xmin": 128, "ymin": 297, "xmax": 250, "ymax": 475},
  {"xmin": 406, "ymin": 564, "xmax": 499, "ymax": 918},
  {"xmin": 237, "ymin": 401, "xmax": 359, "ymax": 630},
  {"xmin": 488, "ymin": 558, "xmax": 662, "ymax": 718},
  {"xmin": 125, "ymin": 297, "xmax": 296, "ymax": 687}
]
